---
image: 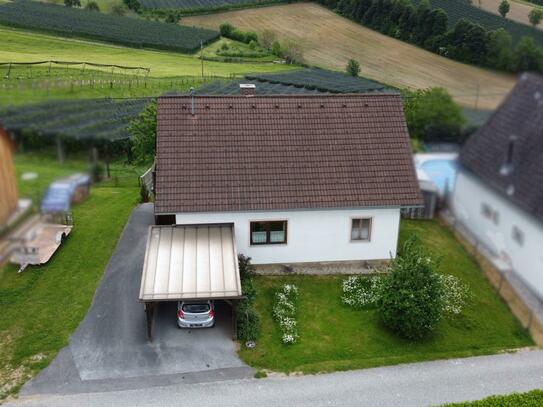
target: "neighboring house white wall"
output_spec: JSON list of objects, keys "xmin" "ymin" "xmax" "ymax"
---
[
  {"xmin": 175, "ymin": 207, "xmax": 401, "ymax": 264},
  {"xmin": 452, "ymin": 169, "xmax": 543, "ymax": 298}
]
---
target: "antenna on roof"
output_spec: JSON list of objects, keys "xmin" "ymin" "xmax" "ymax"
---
[
  {"xmin": 189, "ymin": 87, "xmax": 196, "ymax": 116},
  {"xmin": 500, "ymin": 134, "xmax": 517, "ymax": 177}
]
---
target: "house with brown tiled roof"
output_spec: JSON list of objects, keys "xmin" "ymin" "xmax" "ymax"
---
[
  {"xmin": 153, "ymin": 90, "xmax": 422, "ymax": 270},
  {"xmin": 451, "ymin": 73, "xmax": 543, "ymax": 299}
]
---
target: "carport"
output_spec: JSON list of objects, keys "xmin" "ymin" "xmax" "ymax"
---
[{"xmin": 139, "ymin": 223, "xmax": 243, "ymax": 341}]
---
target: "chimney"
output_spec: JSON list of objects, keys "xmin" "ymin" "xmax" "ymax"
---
[
  {"xmin": 500, "ymin": 134, "xmax": 517, "ymax": 176},
  {"xmin": 240, "ymin": 83, "xmax": 256, "ymax": 96}
]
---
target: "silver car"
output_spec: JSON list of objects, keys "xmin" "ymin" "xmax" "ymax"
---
[{"xmin": 177, "ymin": 300, "xmax": 215, "ymax": 328}]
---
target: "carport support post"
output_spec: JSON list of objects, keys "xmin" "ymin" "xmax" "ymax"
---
[{"xmin": 145, "ymin": 302, "xmax": 157, "ymax": 342}]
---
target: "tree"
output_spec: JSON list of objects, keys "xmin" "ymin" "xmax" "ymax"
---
[
  {"xmin": 378, "ymin": 236, "xmax": 444, "ymax": 340},
  {"xmin": 123, "ymin": 0, "xmax": 141, "ymax": 12},
  {"xmin": 129, "ymin": 101, "xmax": 157, "ymax": 165},
  {"xmin": 165, "ymin": 12, "xmax": 178, "ymax": 23},
  {"xmin": 271, "ymin": 41, "xmax": 281, "ymax": 57},
  {"xmin": 486, "ymin": 28, "xmax": 513, "ymax": 70},
  {"xmin": 498, "ymin": 0, "xmax": 510, "ymax": 18},
  {"xmin": 403, "ymin": 87, "xmax": 465, "ymax": 141},
  {"xmin": 111, "ymin": 4, "xmax": 126, "ymax": 15},
  {"xmin": 280, "ymin": 39, "xmax": 304, "ymax": 64},
  {"xmin": 529, "ymin": 8, "xmax": 543, "ymax": 26},
  {"xmin": 346, "ymin": 59, "xmax": 361, "ymax": 76},
  {"xmin": 64, "ymin": 0, "xmax": 81, "ymax": 7},
  {"xmin": 512, "ymin": 36, "xmax": 543, "ymax": 72},
  {"xmin": 85, "ymin": 0, "xmax": 100, "ymax": 11},
  {"xmin": 259, "ymin": 30, "xmax": 276, "ymax": 49}
]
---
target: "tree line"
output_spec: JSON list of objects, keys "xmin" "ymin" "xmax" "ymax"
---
[{"xmin": 317, "ymin": 0, "xmax": 543, "ymax": 73}]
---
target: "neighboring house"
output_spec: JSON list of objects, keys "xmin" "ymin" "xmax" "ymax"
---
[
  {"xmin": 154, "ymin": 91, "xmax": 422, "ymax": 268},
  {"xmin": 451, "ymin": 73, "xmax": 543, "ymax": 299},
  {"xmin": 0, "ymin": 126, "xmax": 18, "ymax": 227}
]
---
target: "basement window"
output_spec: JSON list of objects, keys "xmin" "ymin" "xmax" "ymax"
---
[
  {"xmin": 250, "ymin": 221, "xmax": 287, "ymax": 245},
  {"xmin": 351, "ymin": 218, "xmax": 372, "ymax": 242}
]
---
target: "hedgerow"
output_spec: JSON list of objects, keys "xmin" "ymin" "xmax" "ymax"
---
[
  {"xmin": 318, "ymin": 0, "xmax": 543, "ymax": 73},
  {"xmin": 442, "ymin": 390, "xmax": 543, "ymax": 406},
  {"xmin": 0, "ymin": 0, "xmax": 219, "ymax": 52}
]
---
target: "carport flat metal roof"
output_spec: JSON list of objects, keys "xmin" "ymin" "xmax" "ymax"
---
[{"xmin": 139, "ymin": 224, "xmax": 242, "ymax": 302}]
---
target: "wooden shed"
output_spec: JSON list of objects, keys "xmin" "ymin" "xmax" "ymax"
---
[{"xmin": 0, "ymin": 127, "xmax": 18, "ymax": 227}]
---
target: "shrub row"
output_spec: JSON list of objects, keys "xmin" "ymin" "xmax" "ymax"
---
[
  {"xmin": 0, "ymin": 0, "xmax": 219, "ymax": 53},
  {"xmin": 236, "ymin": 255, "xmax": 261, "ymax": 343},
  {"xmin": 219, "ymin": 23, "xmax": 258, "ymax": 44},
  {"xmin": 317, "ymin": 0, "xmax": 543, "ymax": 73},
  {"xmin": 443, "ymin": 390, "xmax": 543, "ymax": 406}
]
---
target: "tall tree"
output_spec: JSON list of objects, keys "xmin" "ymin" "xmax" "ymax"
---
[
  {"xmin": 529, "ymin": 8, "xmax": 543, "ymax": 27},
  {"xmin": 498, "ymin": 0, "xmax": 510, "ymax": 18},
  {"xmin": 346, "ymin": 59, "xmax": 361, "ymax": 76},
  {"xmin": 512, "ymin": 36, "xmax": 543, "ymax": 72}
]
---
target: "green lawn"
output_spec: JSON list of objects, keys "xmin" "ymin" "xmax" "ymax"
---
[
  {"xmin": 0, "ymin": 154, "xmax": 140, "ymax": 400},
  {"xmin": 240, "ymin": 220, "xmax": 532, "ymax": 373},
  {"xmin": 0, "ymin": 26, "xmax": 296, "ymax": 78},
  {"xmin": 442, "ymin": 390, "xmax": 543, "ymax": 406},
  {"xmin": 0, "ymin": 66, "xmax": 212, "ymax": 105}
]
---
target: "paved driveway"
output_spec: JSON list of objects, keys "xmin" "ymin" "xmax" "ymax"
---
[{"xmin": 22, "ymin": 204, "xmax": 250, "ymax": 396}]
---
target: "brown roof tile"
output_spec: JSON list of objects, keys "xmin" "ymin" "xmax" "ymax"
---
[{"xmin": 155, "ymin": 94, "xmax": 422, "ymax": 214}]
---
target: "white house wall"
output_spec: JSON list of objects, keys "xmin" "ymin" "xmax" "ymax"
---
[
  {"xmin": 452, "ymin": 169, "xmax": 543, "ymax": 298},
  {"xmin": 175, "ymin": 207, "xmax": 401, "ymax": 264}
]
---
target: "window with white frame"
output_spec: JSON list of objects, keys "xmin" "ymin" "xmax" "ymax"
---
[
  {"xmin": 250, "ymin": 221, "xmax": 287, "ymax": 245},
  {"xmin": 351, "ymin": 218, "xmax": 372, "ymax": 241}
]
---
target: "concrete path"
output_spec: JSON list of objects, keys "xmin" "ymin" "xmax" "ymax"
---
[
  {"xmin": 21, "ymin": 204, "xmax": 250, "ymax": 397},
  {"xmin": 8, "ymin": 349, "xmax": 543, "ymax": 406}
]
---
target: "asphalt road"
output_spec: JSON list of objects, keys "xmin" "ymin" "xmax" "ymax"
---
[
  {"xmin": 21, "ymin": 204, "xmax": 250, "ymax": 397},
  {"xmin": 9, "ymin": 349, "xmax": 543, "ymax": 406}
]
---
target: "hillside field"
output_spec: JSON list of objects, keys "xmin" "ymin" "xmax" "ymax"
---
[
  {"xmin": 184, "ymin": 3, "xmax": 516, "ymax": 109},
  {"xmin": 0, "ymin": 26, "xmax": 296, "ymax": 78},
  {"xmin": 478, "ymin": 0, "xmax": 543, "ymax": 28}
]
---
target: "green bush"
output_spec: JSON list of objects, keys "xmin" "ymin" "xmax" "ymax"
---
[
  {"xmin": 238, "ymin": 254, "xmax": 256, "ymax": 280},
  {"xmin": 129, "ymin": 100, "xmax": 156, "ymax": 165},
  {"xmin": 237, "ymin": 301, "xmax": 260, "ymax": 342},
  {"xmin": 378, "ymin": 236, "xmax": 444, "ymax": 339},
  {"xmin": 443, "ymin": 390, "xmax": 543, "ymax": 406},
  {"xmin": 219, "ymin": 22, "xmax": 258, "ymax": 44}
]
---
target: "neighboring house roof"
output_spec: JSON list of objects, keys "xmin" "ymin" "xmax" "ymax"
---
[
  {"xmin": 155, "ymin": 94, "xmax": 422, "ymax": 214},
  {"xmin": 459, "ymin": 73, "xmax": 543, "ymax": 222}
]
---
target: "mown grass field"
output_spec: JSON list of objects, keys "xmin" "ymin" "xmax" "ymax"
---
[
  {"xmin": 0, "ymin": 153, "xmax": 140, "ymax": 400},
  {"xmin": 239, "ymin": 220, "xmax": 532, "ymax": 374},
  {"xmin": 0, "ymin": 25, "xmax": 296, "ymax": 78},
  {"xmin": 184, "ymin": 3, "xmax": 516, "ymax": 109}
]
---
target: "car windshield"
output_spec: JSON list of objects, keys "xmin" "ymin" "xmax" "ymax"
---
[{"xmin": 182, "ymin": 303, "xmax": 210, "ymax": 313}]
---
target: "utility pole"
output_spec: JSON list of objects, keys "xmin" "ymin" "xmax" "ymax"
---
[
  {"xmin": 200, "ymin": 39, "xmax": 204, "ymax": 79},
  {"xmin": 474, "ymin": 82, "xmax": 480, "ymax": 110}
]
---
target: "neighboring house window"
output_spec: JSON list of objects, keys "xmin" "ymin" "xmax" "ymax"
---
[
  {"xmin": 481, "ymin": 203, "xmax": 492, "ymax": 219},
  {"xmin": 250, "ymin": 221, "xmax": 287, "ymax": 245},
  {"xmin": 512, "ymin": 226, "xmax": 524, "ymax": 246},
  {"xmin": 481, "ymin": 203, "xmax": 499, "ymax": 225},
  {"xmin": 351, "ymin": 218, "xmax": 372, "ymax": 241}
]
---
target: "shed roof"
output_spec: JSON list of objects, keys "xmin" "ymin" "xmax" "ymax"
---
[
  {"xmin": 139, "ymin": 224, "xmax": 242, "ymax": 302},
  {"xmin": 155, "ymin": 94, "xmax": 422, "ymax": 214},
  {"xmin": 459, "ymin": 73, "xmax": 543, "ymax": 223}
]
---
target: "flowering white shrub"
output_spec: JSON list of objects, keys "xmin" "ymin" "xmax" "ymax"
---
[
  {"xmin": 341, "ymin": 276, "xmax": 383, "ymax": 309},
  {"xmin": 438, "ymin": 274, "xmax": 470, "ymax": 315},
  {"xmin": 273, "ymin": 284, "xmax": 299, "ymax": 345}
]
